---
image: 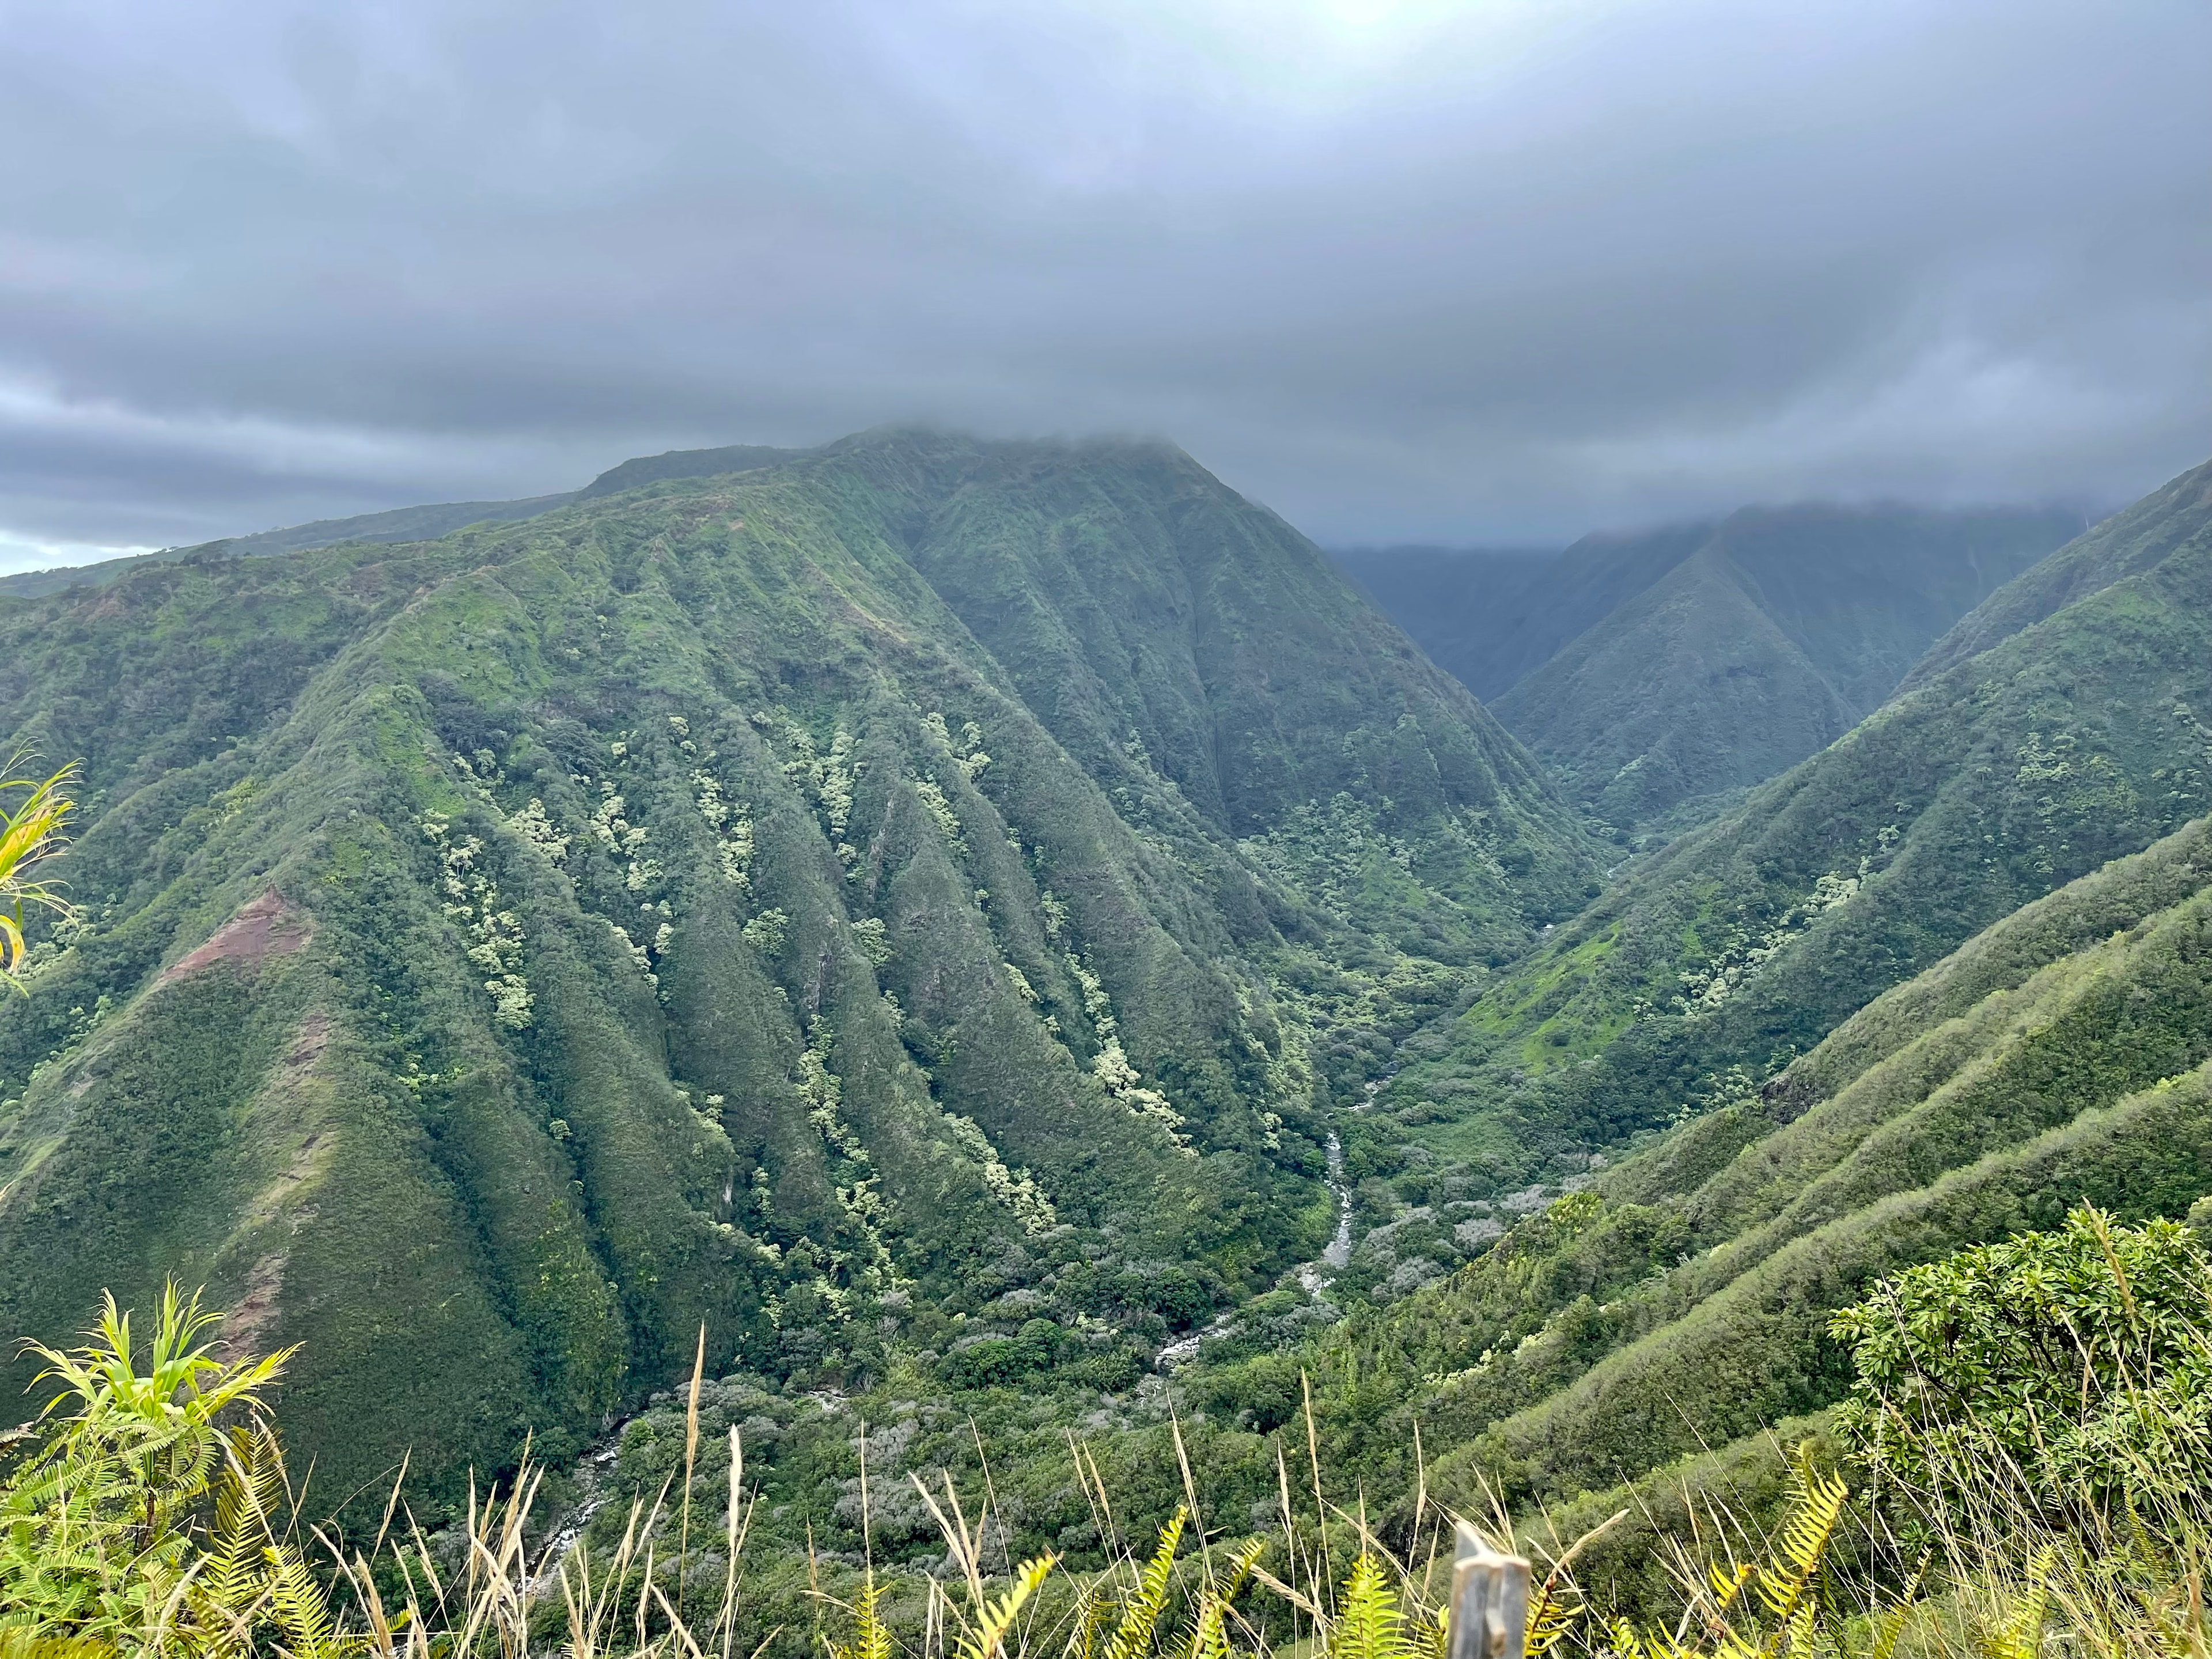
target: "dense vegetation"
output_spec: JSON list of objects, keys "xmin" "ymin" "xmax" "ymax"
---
[
  {"xmin": 0, "ymin": 429, "xmax": 1598, "ymax": 1509},
  {"xmin": 13, "ymin": 1209, "xmax": 2212, "ymax": 1659},
  {"xmin": 1382, "ymin": 468, "xmax": 2211, "ymax": 1185},
  {"xmin": 5, "ymin": 428, "xmax": 2211, "ymax": 1658},
  {"xmin": 1154, "ymin": 810, "xmax": 2212, "ymax": 1601}
]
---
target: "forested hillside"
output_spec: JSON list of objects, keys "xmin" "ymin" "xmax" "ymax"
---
[
  {"xmin": 1179, "ymin": 813, "xmax": 2212, "ymax": 1589},
  {"xmin": 1375, "ymin": 459, "xmax": 2211, "ymax": 1188},
  {"xmin": 0, "ymin": 429, "xmax": 1598, "ymax": 1501},
  {"xmin": 1334, "ymin": 526, "xmax": 1706, "ymax": 703}
]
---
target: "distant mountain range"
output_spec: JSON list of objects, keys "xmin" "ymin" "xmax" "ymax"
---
[
  {"xmin": 1339, "ymin": 505, "xmax": 2086, "ymax": 834},
  {"xmin": 0, "ymin": 442, "xmax": 834, "ymax": 600}
]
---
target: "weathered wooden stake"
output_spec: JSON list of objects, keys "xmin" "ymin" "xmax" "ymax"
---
[{"xmin": 1449, "ymin": 1521, "xmax": 1531, "ymax": 1659}]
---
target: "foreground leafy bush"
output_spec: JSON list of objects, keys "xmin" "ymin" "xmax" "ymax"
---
[
  {"xmin": 1832, "ymin": 1203, "xmax": 2212, "ymax": 1533},
  {"xmin": 0, "ymin": 1283, "xmax": 345, "ymax": 1657}
]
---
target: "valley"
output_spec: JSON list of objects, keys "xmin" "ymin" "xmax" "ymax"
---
[{"xmin": 2, "ymin": 431, "xmax": 2208, "ymax": 1641}]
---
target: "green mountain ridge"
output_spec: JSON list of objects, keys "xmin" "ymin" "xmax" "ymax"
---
[
  {"xmin": 1490, "ymin": 505, "xmax": 2080, "ymax": 830},
  {"xmin": 1334, "ymin": 526, "xmax": 1711, "ymax": 704},
  {"xmin": 0, "ymin": 438, "xmax": 827, "ymax": 601},
  {"xmin": 1178, "ymin": 812, "xmax": 2212, "ymax": 1574},
  {"xmin": 1900, "ymin": 454, "xmax": 2212, "ymax": 691},
  {"xmin": 1382, "ymin": 460, "xmax": 2212, "ymax": 1181},
  {"xmin": 0, "ymin": 429, "xmax": 1597, "ymax": 1502}
]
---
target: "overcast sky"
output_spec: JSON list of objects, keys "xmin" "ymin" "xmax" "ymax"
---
[{"xmin": 4, "ymin": 0, "xmax": 2209, "ymax": 570}]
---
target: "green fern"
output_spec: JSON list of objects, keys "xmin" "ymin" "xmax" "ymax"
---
[
  {"xmin": 1969, "ymin": 1553, "xmax": 2053, "ymax": 1659},
  {"xmin": 1331, "ymin": 1555, "xmax": 1410, "ymax": 1659},
  {"xmin": 1610, "ymin": 1448, "xmax": 1853, "ymax": 1659},
  {"xmin": 1183, "ymin": 1537, "xmax": 1267, "ymax": 1659},
  {"xmin": 827, "ymin": 1570, "xmax": 896, "ymax": 1659},
  {"xmin": 954, "ymin": 1555, "xmax": 1056, "ymax": 1659},
  {"xmin": 1104, "ymin": 1509, "xmax": 1187, "ymax": 1659}
]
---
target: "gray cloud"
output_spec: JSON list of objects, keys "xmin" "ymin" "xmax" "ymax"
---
[{"xmin": 3, "ymin": 0, "xmax": 2207, "ymax": 567}]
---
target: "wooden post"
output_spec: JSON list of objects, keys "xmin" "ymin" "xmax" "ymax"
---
[{"xmin": 1449, "ymin": 1521, "xmax": 1531, "ymax": 1659}]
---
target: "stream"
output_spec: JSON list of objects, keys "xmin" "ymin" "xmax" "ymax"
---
[{"xmin": 1295, "ymin": 1128, "xmax": 1354, "ymax": 1293}]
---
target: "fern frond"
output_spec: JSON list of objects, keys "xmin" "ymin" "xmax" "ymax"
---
[
  {"xmin": 0, "ymin": 1636, "xmax": 117, "ymax": 1659},
  {"xmin": 956, "ymin": 1555, "xmax": 1058, "ymax": 1659},
  {"xmin": 1709, "ymin": 1561, "xmax": 1753, "ymax": 1615},
  {"xmin": 1972, "ymin": 1553, "xmax": 2053, "ymax": 1659},
  {"xmin": 1183, "ymin": 1537, "xmax": 1267, "ymax": 1659},
  {"xmin": 1525, "ymin": 1582, "xmax": 1584, "ymax": 1659},
  {"xmin": 1331, "ymin": 1555, "xmax": 1407, "ymax": 1659},
  {"xmin": 1752, "ymin": 1454, "xmax": 1849, "ymax": 1631},
  {"xmin": 830, "ymin": 1570, "xmax": 896, "ymax": 1659},
  {"xmin": 1865, "ymin": 1601, "xmax": 1912, "ymax": 1659},
  {"xmin": 264, "ymin": 1538, "xmax": 358, "ymax": 1659},
  {"xmin": 1067, "ymin": 1582, "xmax": 1116, "ymax": 1659},
  {"xmin": 1105, "ymin": 1509, "xmax": 1186, "ymax": 1659}
]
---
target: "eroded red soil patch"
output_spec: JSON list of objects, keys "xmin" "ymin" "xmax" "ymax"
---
[{"xmin": 164, "ymin": 889, "xmax": 313, "ymax": 980}]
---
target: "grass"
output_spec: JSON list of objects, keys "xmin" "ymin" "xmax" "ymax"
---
[
  {"xmin": 15, "ymin": 1212, "xmax": 2212, "ymax": 1659},
  {"xmin": 0, "ymin": 1287, "xmax": 1604, "ymax": 1659}
]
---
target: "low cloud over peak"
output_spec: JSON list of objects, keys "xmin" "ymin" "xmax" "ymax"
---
[{"xmin": 5, "ymin": 0, "xmax": 2207, "ymax": 566}]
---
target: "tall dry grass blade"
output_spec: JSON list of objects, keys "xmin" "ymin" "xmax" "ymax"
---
[
  {"xmin": 680, "ymin": 1324, "xmax": 707, "ymax": 1611},
  {"xmin": 1169, "ymin": 1407, "xmax": 1211, "ymax": 1577},
  {"xmin": 1303, "ymin": 1369, "xmax": 1332, "ymax": 1617},
  {"xmin": 718, "ymin": 1425, "xmax": 747, "ymax": 1659}
]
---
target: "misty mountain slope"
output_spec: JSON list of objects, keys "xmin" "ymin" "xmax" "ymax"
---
[
  {"xmin": 578, "ymin": 442, "xmax": 823, "ymax": 498},
  {"xmin": 1902, "ymin": 455, "xmax": 2212, "ymax": 691},
  {"xmin": 1334, "ymin": 525, "xmax": 1710, "ymax": 702},
  {"xmin": 0, "ymin": 495, "xmax": 585, "ymax": 600},
  {"xmin": 1491, "ymin": 537, "xmax": 1862, "ymax": 831},
  {"xmin": 1378, "ymin": 456, "xmax": 2212, "ymax": 1180},
  {"xmin": 0, "ymin": 430, "xmax": 1596, "ymax": 1501},
  {"xmin": 0, "ymin": 440, "xmax": 823, "ymax": 603},
  {"xmin": 1485, "ymin": 505, "xmax": 2078, "ymax": 830}
]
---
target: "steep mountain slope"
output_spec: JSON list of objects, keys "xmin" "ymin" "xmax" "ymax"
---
[
  {"xmin": 1902, "ymin": 455, "xmax": 2212, "ymax": 690},
  {"xmin": 0, "ymin": 495, "xmax": 582, "ymax": 600},
  {"xmin": 1181, "ymin": 814, "xmax": 2212, "ymax": 1566},
  {"xmin": 1380, "ymin": 458, "xmax": 2211, "ymax": 1187},
  {"xmin": 0, "ymin": 440, "xmax": 817, "ymax": 602},
  {"xmin": 0, "ymin": 430, "xmax": 1596, "ymax": 1501},
  {"xmin": 579, "ymin": 442, "xmax": 819, "ymax": 498},
  {"xmin": 1489, "ymin": 506, "xmax": 2079, "ymax": 831},
  {"xmin": 1343, "ymin": 507, "xmax": 2078, "ymax": 834},
  {"xmin": 1334, "ymin": 527, "xmax": 1707, "ymax": 702}
]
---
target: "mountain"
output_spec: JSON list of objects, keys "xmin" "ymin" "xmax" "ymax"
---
[
  {"xmin": 1146, "ymin": 459, "xmax": 2212, "ymax": 1613},
  {"xmin": 1183, "ymin": 811, "xmax": 2212, "ymax": 1592},
  {"xmin": 1377, "ymin": 456, "xmax": 2211, "ymax": 1199},
  {"xmin": 578, "ymin": 442, "xmax": 820, "ymax": 498},
  {"xmin": 1493, "ymin": 506, "xmax": 2082, "ymax": 831},
  {"xmin": 0, "ymin": 495, "xmax": 583, "ymax": 600},
  {"xmin": 0, "ymin": 441, "xmax": 825, "ymax": 603},
  {"xmin": 1343, "ymin": 506, "xmax": 2082, "ymax": 834},
  {"xmin": 1901, "ymin": 454, "xmax": 2212, "ymax": 691},
  {"xmin": 0, "ymin": 429, "xmax": 1597, "ymax": 1501},
  {"xmin": 1333, "ymin": 528, "xmax": 1706, "ymax": 703}
]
